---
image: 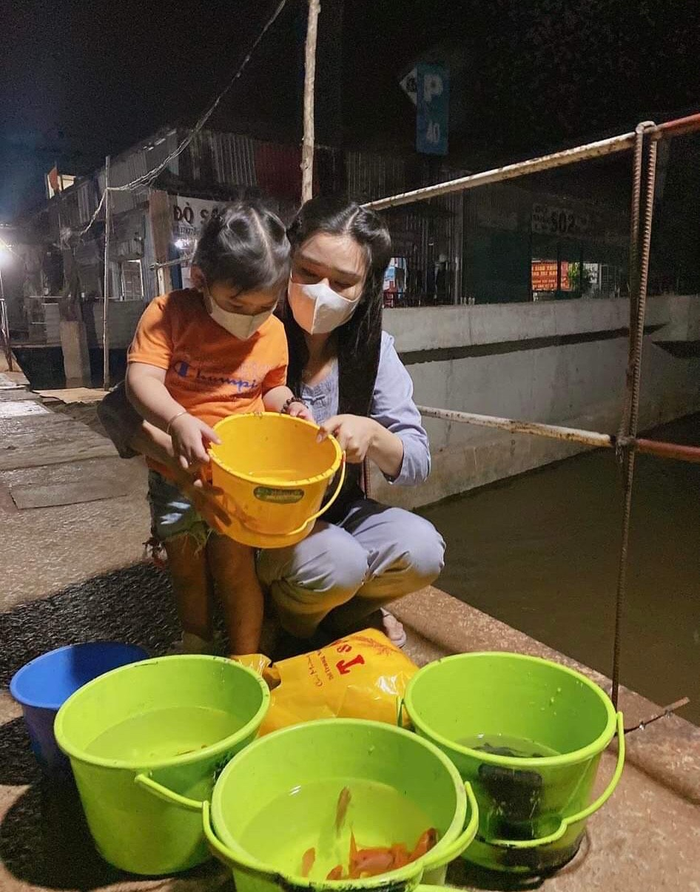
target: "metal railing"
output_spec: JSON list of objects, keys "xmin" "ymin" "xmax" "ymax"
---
[
  {"xmin": 364, "ymin": 113, "xmax": 700, "ymax": 210},
  {"xmin": 365, "ymin": 111, "xmax": 700, "ymax": 714}
]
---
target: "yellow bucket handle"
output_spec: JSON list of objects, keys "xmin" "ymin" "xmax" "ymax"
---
[
  {"xmin": 284, "ymin": 454, "xmax": 346, "ymax": 537},
  {"xmin": 230, "ymin": 454, "xmax": 347, "ymax": 541}
]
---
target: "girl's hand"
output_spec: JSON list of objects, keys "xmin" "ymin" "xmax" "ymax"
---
[
  {"xmin": 317, "ymin": 414, "xmax": 380, "ymax": 464},
  {"xmin": 287, "ymin": 401, "xmax": 315, "ymax": 423},
  {"xmin": 169, "ymin": 413, "xmax": 221, "ymax": 469}
]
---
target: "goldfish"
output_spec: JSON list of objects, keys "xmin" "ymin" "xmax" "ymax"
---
[
  {"xmin": 349, "ymin": 845, "xmax": 394, "ymax": 879},
  {"xmin": 408, "ymin": 828, "xmax": 438, "ymax": 861},
  {"xmin": 335, "ymin": 787, "xmax": 351, "ymax": 832},
  {"xmin": 390, "ymin": 843, "xmax": 410, "ymax": 869},
  {"xmin": 324, "ymin": 828, "xmax": 438, "ymax": 880},
  {"xmin": 301, "ymin": 848, "xmax": 316, "ymax": 878}
]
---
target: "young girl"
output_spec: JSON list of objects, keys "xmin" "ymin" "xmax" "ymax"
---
[{"xmin": 126, "ymin": 201, "xmax": 310, "ymax": 657}]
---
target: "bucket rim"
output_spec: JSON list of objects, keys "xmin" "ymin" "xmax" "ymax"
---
[
  {"xmin": 405, "ymin": 651, "xmax": 617, "ymax": 769},
  {"xmin": 210, "ymin": 413, "xmax": 343, "ymax": 487},
  {"xmin": 53, "ymin": 655, "xmax": 270, "ymax": 771},
  {"xmin": 211, "ymin": 718, "xmax": 469, "ymax": 887},
  {"xmin": 9, "ymin": 641, "xmax": 148, "ymax": 712}
]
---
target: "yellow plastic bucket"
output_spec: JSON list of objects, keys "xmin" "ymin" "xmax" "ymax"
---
[{"xmin": 209, "ymin": 413, "xmax": 345, "ymax": 549}]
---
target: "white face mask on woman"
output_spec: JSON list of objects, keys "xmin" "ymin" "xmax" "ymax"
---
[
  {"xmin": 205, "ymin": 290, "xmax": 272, "ymax": 340},
  {"xmin": 287, "ymin": 279, "xmax": 361, "ymax": 334}
]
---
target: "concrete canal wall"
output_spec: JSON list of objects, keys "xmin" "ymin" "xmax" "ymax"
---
[{"xmin": 375, "ymin": 295, "xmax": 700, "ymax": 507}]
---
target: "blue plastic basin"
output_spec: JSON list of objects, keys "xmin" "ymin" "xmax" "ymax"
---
[{"xmin": 10, "ymin": 642, "xmax": 148, "ymax": 772}]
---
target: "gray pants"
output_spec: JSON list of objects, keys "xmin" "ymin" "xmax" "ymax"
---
[{"xmin": 257, "ymin": 499, "xmax": 445, "ymax": 638}]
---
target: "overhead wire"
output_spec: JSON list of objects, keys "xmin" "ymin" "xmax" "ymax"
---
[
  {"xmin": 78, "ymin": 190, "xmax": 107, "ymax": 238},
  {"xmin": 109, "ymin": 0, "xmax": 289, "ymax": 194},
  {"xmin": 77, "ymin": 0, "xmax": 289, "ymax": 236}
]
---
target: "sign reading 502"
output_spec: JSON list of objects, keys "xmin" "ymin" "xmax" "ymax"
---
[{"xmin": 532, "ymin": 203, "xmax": 590, "ymax": 238}]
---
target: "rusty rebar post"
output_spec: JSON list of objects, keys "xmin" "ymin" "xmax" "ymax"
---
[{"xmin": 612, "ymin": 127, "xmax": 659, "ymax": 708}]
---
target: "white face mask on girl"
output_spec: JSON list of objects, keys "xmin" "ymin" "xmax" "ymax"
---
[
  {"xmin": 205, "ymin": 291, "xmax": 272, "ymax": 340},
  {"xmin": 287, "ymin": 279, "xmax": 361, "ymax": 334}
]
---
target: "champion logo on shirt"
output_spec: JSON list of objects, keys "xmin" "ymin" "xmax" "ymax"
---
[{"xmin": 172, "ymin": 360, "xmax": 261, "ymax": 393}]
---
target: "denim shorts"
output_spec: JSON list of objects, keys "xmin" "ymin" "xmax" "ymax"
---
[{"xmin": 147, "ymin": 471, "xmax": 209, "ymax": 546}]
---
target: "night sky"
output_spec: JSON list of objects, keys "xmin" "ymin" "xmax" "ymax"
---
[{"xmin": 2, "ymin": 0, "xmax": 700, "ymax": 220}]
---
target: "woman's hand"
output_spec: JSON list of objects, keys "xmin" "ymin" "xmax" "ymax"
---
[
  {"xmin": 169, "ymin": 413, "xmax": 221, "ymax": 469},
  {"xmin": 317, "ymin": 414, "xmax": 381, "ymax": 464}
]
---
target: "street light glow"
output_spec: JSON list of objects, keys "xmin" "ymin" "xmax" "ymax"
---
[{"xmin": 0, "ymin": 242, "xmax": 13, "ymax": 264}]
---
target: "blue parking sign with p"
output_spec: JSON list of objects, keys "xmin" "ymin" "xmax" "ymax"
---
[{"xmin": 416, "ymin": 64, "xmax": 449, "ymax": 155}]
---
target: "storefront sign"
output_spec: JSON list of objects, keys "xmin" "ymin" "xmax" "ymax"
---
[
  {"xmin": 417, "ymin": 64, "xmax": 449, "ymax": 156},
  {"xmin": 531, "ymin": 260, "xmax": 573, "ymax": 291},
  {"xmin": 169, "ymin": 196, "xmax": 226, "ymax": 241}
]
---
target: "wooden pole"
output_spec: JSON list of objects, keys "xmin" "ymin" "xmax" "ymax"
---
[
  {"xmin": 102, "ymin": 156, "xmax": 111, "ymax": 390},
  {"xmin": 301, "ymin": 0, "xmax": 321, "ymax": 204}
]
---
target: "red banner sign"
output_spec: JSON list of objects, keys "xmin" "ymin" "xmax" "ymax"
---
[{"xmin": 531, "ymin": 260, "xmax": 572, "ymax": 291}]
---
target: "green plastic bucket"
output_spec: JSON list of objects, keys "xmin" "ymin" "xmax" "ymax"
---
[
  {"xmin": 203, "ymin": 719, "xmax": 479, "ymax": 892},
  {"xmin": 404, "ymin": 653, "xmax": 624, "ymax": 874},
  {"xmin": 54, "ymin": 655, "xmax": 270, "ymax": 875}
]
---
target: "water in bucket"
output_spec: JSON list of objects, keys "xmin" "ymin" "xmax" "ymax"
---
[
  {"xmin": 458, "ymin": 733, "xmax": 560, "ymax": 759},
  {"xmin": 245, "ymin": 468, "xmax": 300, "ymax": 481},
  {"xmin": 85, "ymin": 706, "xmax": 243, "ymax": 761},
  {"xmin": 238, "ymin": 779, "xmax": 434, "ymax": 880}
]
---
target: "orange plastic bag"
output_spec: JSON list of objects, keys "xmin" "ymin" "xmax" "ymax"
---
[{"xmin": 243, "ymin": 629, "xmax": 417, "ymax": 736}]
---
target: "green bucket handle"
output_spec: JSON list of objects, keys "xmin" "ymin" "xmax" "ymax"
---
[
  {"xmin": 134, "ymin": 773, "xmax": 204, "ymax": 812},
  {"xmin": 487, "ymin": 711, "xmax": 625, "ymax": 850},
  {"xmin": 422, "ymin": 782, "xmax": 479, "ymax": 870},
  {"xmin": 396, "ymin": 697, "xmax": 415, "ymax": 730},
  {"xmin": 203, "ymin": 782, "xmax": 479, "ymax": 887}
]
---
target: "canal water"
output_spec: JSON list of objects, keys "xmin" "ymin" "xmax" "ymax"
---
[{"xmin": 422, "ymin": 413, "xmax": 700, "ymax": 725}]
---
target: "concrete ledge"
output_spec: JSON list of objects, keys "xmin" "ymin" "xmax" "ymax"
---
[
  {"xmin": 652, "ymin": 293, "xmax": 700, "ymax": 342},
  {"xmin": 384, "ymin": 296, "xmax": 679, "ymax": 354}
]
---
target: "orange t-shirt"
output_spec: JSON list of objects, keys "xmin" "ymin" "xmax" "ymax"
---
[{"xmin": 127, "ymin": 289, "xmax": 288, "ymax": 428}]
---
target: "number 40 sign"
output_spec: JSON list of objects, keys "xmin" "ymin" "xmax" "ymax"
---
[{"xmin": 416, "ymin": 64, "xmax": 449, "ymax": 156}]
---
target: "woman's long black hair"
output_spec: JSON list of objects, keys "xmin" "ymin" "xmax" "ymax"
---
[{"xmin": 282, "ymin": 196, "xmax": 392, "ymax": 420}]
